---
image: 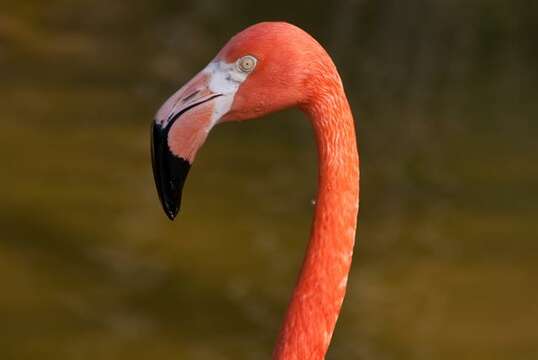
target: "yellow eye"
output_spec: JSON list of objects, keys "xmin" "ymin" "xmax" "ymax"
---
[{"xmin": 236, "ymin": 55, "xmax": 257, "ymax": 73}]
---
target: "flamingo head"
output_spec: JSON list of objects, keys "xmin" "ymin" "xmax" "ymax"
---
[{"xmin": 152, "ymin": 22, "xmax": 328, "ymax": 219}]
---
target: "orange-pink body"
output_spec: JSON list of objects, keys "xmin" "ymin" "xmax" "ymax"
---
[{"xmin": 219, "ymin": 23, "xmax": 360, "ymax": 359}]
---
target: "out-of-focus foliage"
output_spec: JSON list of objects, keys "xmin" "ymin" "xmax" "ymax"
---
[{"xmin": 0, "ymin": 1, "xmax": 536, "ymax": 359}]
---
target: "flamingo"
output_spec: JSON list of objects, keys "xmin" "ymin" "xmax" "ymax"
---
[{"xmin": 151, "ymin": 22, "xmax": 359, "ymax": 360}]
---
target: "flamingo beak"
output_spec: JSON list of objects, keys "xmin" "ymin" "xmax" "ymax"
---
[{"xmin": 151, "ymin": 69, "xmax": 224, "ymax": 220}]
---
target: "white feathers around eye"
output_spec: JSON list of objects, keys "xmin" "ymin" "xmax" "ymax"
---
[
  {"xmin": 203, "ymin": 59, "xmax": 255, "ymax": 124},
  {"xmin": 206, "ymin": 61, "xmax": 246, "ymax": 94}
]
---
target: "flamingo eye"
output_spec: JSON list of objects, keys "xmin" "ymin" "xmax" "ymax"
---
[{"xmin": 236, "ymin": 55, "xmax": 257, "ymax": 73}]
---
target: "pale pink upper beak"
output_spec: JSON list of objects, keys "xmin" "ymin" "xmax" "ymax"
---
[{"xmin": 155, "ymin": 70, "xmax": 221, "ymax": 130}]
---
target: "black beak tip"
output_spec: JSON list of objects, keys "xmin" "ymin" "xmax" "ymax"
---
[
  {"xmin": 162, "ymin": 195, "xmax": 180, "ymax": 220},
  {"xmin": 165, "ymin": 208, "xmax": 178, "ymax": 221},
  {"xmin": 151, "ymin": 122, "xmax": 191, "ymax": 220}
]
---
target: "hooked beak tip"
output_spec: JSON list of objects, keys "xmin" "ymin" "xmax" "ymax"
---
[
  {"xmin": 151, "ymin": 69, "xmax": 223, "ymax": 220},
  {"xmin": 151, "ymin": 122, "xmax": 191, "ymax": 220}
]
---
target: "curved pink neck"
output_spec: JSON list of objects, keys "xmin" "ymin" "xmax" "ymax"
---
[{"xmin": 273, "ymin": 80, "xmax": 360, "ymax": 359}]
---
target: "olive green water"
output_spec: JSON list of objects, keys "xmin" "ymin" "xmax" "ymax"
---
[{"xmin": 1, "ymin": 1, "xmax": 537, "ymax": 359}]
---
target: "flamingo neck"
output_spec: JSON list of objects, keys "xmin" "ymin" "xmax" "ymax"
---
[{"xmin": 273, "ymin": 80, "xmax": 360, "ymax": 359}]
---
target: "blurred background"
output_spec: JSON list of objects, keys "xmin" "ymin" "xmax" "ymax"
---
[{"xmin": 1, "ymin": 0, "xmax": 537, "ymax": 359}]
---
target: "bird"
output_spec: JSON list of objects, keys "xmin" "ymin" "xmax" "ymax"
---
[{"xmin": 151, "ymin": 22, "xmax": 359, "ymax": 360}]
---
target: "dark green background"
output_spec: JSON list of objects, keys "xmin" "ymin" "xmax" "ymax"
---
[{"xmin": 1, "ymin": 0, "xmax": 537, "ymax": 359}]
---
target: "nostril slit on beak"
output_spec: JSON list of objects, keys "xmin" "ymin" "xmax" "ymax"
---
[{"xmin": 182, "ymin": 90, "xmax": 200, "ymax": 103}]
